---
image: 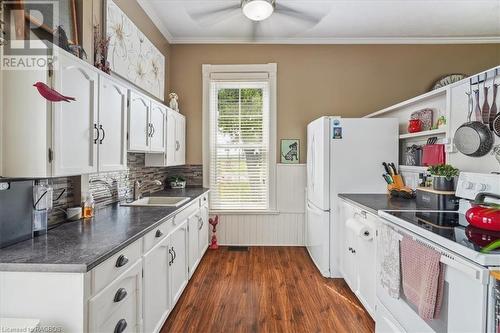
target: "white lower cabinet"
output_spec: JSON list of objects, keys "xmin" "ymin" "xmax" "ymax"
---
[
  {"xmin": 169, "ymin": 223, "xmax": 189, "ymax": 307},
  {"xmin": 375, "ymin": 301, "xmax": 407, "ymax": 333},
  {"xmin": 338, "ymin": 199, "xmax": 378, "ymax": 318},
  {"xmin": 188, "ymin": 211, "xmax": 201, "ymax": 279},
  {"xmin": 143, "ymin": 236, "xmax": 170, "ymax": 333},
  {"xmin": 199, "ymin": 203, "xmax": 209, "ymax": 258}
]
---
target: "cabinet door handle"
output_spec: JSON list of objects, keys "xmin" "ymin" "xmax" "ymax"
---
[
  {"xmin": 113, "ymin": 288, "xmax": 128, "ymax": 303},
  {"xmin": 93, "ymin": 124, "xmax": 100, "ymax": 144},
  {"xmin": 155, "ymin": 229, "xmax": 163, "ymax": 238},
  {"xmin": 172, "ymin": 247, "xmax": 177, "ymax": 262},
  {"xmin": 151, "ymin": 124, "xmax": 155, "ymax": 137},
  {"xmin": 147, "ymin": 123, "xmax": 152, "ymax": 137},
  {"xmin": 115, "ymin": 254, "xmax": 129, "ymax": 268},
  {"xmin": 114, "ymin": 319, "xmax": 127, "ymax": 333},
  {"xmin": 198, "ymin": 216, "xmax": 203, "ymax": 230},
  {"xmin": 175, "ymin": 140, "xmax": 180, "ymax": 151},
  {"xmin": 168, "ymin": 248, "xmax": 174, "ymax": 266},
  {"xmin": 99, "ymin": 125, "xmax": 105, "ymax": 144}
]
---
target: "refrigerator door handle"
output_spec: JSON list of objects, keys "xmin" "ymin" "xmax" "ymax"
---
[{"xmin": 311, "ymin": 136, "xmax": 315, "ymax": 192}]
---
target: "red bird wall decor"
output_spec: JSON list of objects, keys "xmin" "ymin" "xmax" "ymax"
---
[{"xmin": 33, "ymin": 82, "xmax": 76, "ymax": 103}]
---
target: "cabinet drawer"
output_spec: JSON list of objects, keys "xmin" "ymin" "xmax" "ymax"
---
[
  {"xmin": 199, "ymin": 193, "xmax": 208, "ymax": 207},
  {"xmin": 143, "ymin": 220, "xmax": 170, "ymax": 253},
  {"xmin": 95, "ymin": 293, "xmax": 140, "ymax": 333},
  {"xmin": 89, "ymin": 260, "xmax": 142, "ymax": 330},
  {"xmin": 92, "ymin": 240, "xmax": 142, "ymax": 294},
  {"xmin": 168, "ymin": 202, "xmax": 199, "ymax": 233}
]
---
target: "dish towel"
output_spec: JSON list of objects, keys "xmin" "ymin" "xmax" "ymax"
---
[
  {"xmin": 400, "ymin": 235, "xmax": 445, "ymax": 320},
  {"xmin": 378, "ymin": 224, "xmax": 402, "ymax": 299}
]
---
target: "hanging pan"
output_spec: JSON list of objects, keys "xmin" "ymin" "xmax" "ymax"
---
[
  {"xmin": 454, "ymin": 78, "xmax": 494, "ymax": 157},
  {"xmin": 491, "ymin": 69, "xmax": 500, "ymax": 137}
]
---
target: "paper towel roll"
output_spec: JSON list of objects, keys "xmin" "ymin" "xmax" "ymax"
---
[{"xmin": 346, "ymin": 218, "xmax": 374, "ymax": 241}]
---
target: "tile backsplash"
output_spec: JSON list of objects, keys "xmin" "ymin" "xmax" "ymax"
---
[
  {"xmin": 88, "ymin": 153, "xmax": 202, "ymax": 207},
  {"xmin": 47, "ymin": 154, "xmax": 202, "ymax": 224}
]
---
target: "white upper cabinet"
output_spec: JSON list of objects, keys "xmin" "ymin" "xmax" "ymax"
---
[
  {"xmin": 150, "ymin": 101, "xmax": 167, "ymax": 153},
  {"xmin": 174, "ymin": 112, "xmax": 186, "ymax": 166},
  {"xmin": 128, "ymin": 91, "xmax": 151, "ymax": 152},
  {"xmin": 52, "ymin": 51, "xmax": 99, "ymax": 176},
  {"xmin": 98, "ymin": 76, "xmax": 128, "ymax": 172},
  {"xmin": 145, "ymin": 107, "xmax": 186, "ymax": 167},
  {"xmin": 166, "ymin": 109, "xmax": 177, "ymax": 166}
]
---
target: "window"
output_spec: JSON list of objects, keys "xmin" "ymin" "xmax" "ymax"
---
[{"xmin": 203, "ymin": 64, "xmax": 277, "ymax": 212}]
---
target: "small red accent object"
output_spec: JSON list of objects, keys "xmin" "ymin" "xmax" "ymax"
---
[
  {"xmin": 408, "ymin": 119, "xmax": 422, "ymax": 133},
  {"xmin": 33, "ymin": 82, "xmax": 76, "ymax": 103},
  {"xmin": 209, "ymin": 215, "xmax": 219, "ymax": 250}
]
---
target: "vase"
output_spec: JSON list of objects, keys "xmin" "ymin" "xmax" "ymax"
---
[
  {"xmin": 433, "ymin": 176, "xmax": 455, "ymax": 191},
  {"xmin": 408, "ymin": 119, "xmax": 422, "ymax": 133}
]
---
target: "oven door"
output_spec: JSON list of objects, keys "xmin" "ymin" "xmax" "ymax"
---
[{"xmin": 376, "ymin": 220, "xmax": 490, "ymax": 333}]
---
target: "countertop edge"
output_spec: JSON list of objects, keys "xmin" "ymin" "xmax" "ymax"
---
[
  {"xmin": 337, "ymin": 194, "xmax": 378, "ymax": 215},
  {"xmin": 0, "ymin": 188, "xmax": 210, "ymax": 273}
]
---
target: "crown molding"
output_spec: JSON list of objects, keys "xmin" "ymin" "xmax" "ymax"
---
[
  {"xmin": 170, "ymin": 36, "xmax": 500, "ymax": 45},
  {"xmin": 132, "ymin": 1, "xmax": 500, "ymax": 46},
  {"xmin": 137, "ymin": 0, "xmax": 174, "ymax": 43}
]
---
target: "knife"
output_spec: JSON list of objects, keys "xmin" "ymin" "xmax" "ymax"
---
[
  {"xmin": 382, "ymin": 162, "xmax": 391, "ymax": 175},
  {"xmin": 390, "ymin": 163, "xmax": 398, "ymax": 175}
]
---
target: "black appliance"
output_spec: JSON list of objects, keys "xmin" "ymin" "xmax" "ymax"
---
[
  {"xmin": 0, "ymin": 180, "xmax": 34, "ymax": 248},
  {"xmin": 416, "ymin": 187, "xmax": 459, "ymax": 211}
]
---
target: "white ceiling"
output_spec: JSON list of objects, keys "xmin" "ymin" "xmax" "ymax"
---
[{"xmin": 137, "ymin": 0, "xmax": 500, "ymax": 44}]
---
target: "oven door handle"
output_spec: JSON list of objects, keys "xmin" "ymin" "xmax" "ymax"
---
[{"xmin": 440, "ymin": 256, "xmax": 487, "ymax": 284}]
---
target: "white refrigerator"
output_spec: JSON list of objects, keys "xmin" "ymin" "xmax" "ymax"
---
[{"xmin": 306, "ymin": 117, "xmax": 398, "ymax": 277}]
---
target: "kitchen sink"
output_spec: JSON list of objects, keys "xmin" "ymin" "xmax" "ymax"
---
[{"xmin": 122, "ymin": 196, "xmax": 190, "ymax": 207}]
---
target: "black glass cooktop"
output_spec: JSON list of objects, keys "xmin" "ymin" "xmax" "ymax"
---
[{"xmin": 385, "ymin": 211, "xmax": 500, "ymax": 255}]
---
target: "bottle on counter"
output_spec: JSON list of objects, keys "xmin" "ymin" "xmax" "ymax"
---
[{"xmin": 82, "ymin": 192, "xmax": 95, "ymax": 218}]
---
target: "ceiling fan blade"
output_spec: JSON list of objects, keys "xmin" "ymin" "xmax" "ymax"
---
[
  {"xmin": 188, "ymin": 3, "xmax": 241, "ymax": 26},
  {"xmin": 274, "ymin": 3, "xmax": 322, "ymax": 25}
]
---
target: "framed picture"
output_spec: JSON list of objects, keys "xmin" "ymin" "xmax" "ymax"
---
[
  {"xmin": 280, "ymin": 139, "xmax": 300, "ymax": 164},
  {"xmin": 104, "ymin": 0, "xmax": 165, "ymax": 100},
  {"xmin": 11, "ymin": 0, "xmax": 79, "ymax": 44}
]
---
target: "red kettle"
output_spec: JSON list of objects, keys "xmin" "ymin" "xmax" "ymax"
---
[{"xmin": 466, "ymin": 193, "xmax": 500, "ymax": 231}]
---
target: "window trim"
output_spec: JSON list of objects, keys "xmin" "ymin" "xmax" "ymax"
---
[{"xmin": 202, "ymin": 63, "xmax": 277, "ymax": 212}]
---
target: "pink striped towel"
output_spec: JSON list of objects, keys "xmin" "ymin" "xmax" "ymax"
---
[{"xmin": 400, "ymin": 235, "xmax": 445, "ymax": 320}]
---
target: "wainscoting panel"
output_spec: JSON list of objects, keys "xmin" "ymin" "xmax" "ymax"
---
[
  {"xmin": 215, "ymin": 213, "xmax": 305, "ymax": 246},
  {"xmin": 213, "ymin": 164, "xmax": 306, "ymax": 246}
]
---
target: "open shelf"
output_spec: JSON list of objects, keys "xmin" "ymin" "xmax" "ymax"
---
[
  {"xmin": 399, "ymin": 128, "xmax": 446, "ymax": 140},
  {"xmin": 399, "ymin": 165, "xmax": 428, "ymax": 173}
]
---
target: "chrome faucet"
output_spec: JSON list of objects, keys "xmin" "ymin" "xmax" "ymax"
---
[{"xmin": 134, "ymin": 180, "xmax": 162, "ymax": 200}]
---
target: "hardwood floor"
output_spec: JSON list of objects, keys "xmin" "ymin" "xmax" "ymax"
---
[{"xmin": 161, "ymin": 247, "xmax": 375, "ymax": 333}]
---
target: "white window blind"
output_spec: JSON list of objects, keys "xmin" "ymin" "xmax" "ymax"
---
[{"xmin": 209, "ymin": 81, "xmax": 270, "ymax": 211}]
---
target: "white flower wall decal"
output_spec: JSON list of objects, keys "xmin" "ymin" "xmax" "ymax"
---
[{"xmin": 106, "ymin": 0, "xmax": 165, "ymax": 100}]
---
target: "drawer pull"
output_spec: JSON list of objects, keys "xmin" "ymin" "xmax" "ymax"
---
[
  {"xmin": 115, "ymin": 255, "xmax": 129, "ymax": 268},
  {"xmin": 114, "ymin": 319, "xmax": 127, "ymax": 333},
  {"xmin": 113, "ymin": 288, "xmax": 128, "ymax": 303},
  {"xmin": 155, "ymin": 229, "xmax": 163, "ymax": 238},
  {"xmin": 171, "ymin": 247, "xmax": 177, "ymax": 263}
]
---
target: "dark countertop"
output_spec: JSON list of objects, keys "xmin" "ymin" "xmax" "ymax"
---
[
  {"xmin": 338, "ymin": 193, "xmax": 417, "ymax": 215},
  {"xmin": 0, "ymin": 187, "xmax": 209, "ymax": 273}
]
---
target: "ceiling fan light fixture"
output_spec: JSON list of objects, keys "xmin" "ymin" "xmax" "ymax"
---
[{"xmin": 242, "ymin": 0, "xmax": 275, "ymax": 21}]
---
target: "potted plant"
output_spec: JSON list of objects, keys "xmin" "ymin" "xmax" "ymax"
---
[
  {"xmin": 168, "ymin": 176, "xmax": 186, "ymax": 189},
  {"xmin": 427, "ymin": 164, "xmax": 459, "ymax": 191}
]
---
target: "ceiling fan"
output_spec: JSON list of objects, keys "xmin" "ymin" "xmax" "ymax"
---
[{"xmin": 188, "ymin": 0, "xmax": 323, "ymax": 39}]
